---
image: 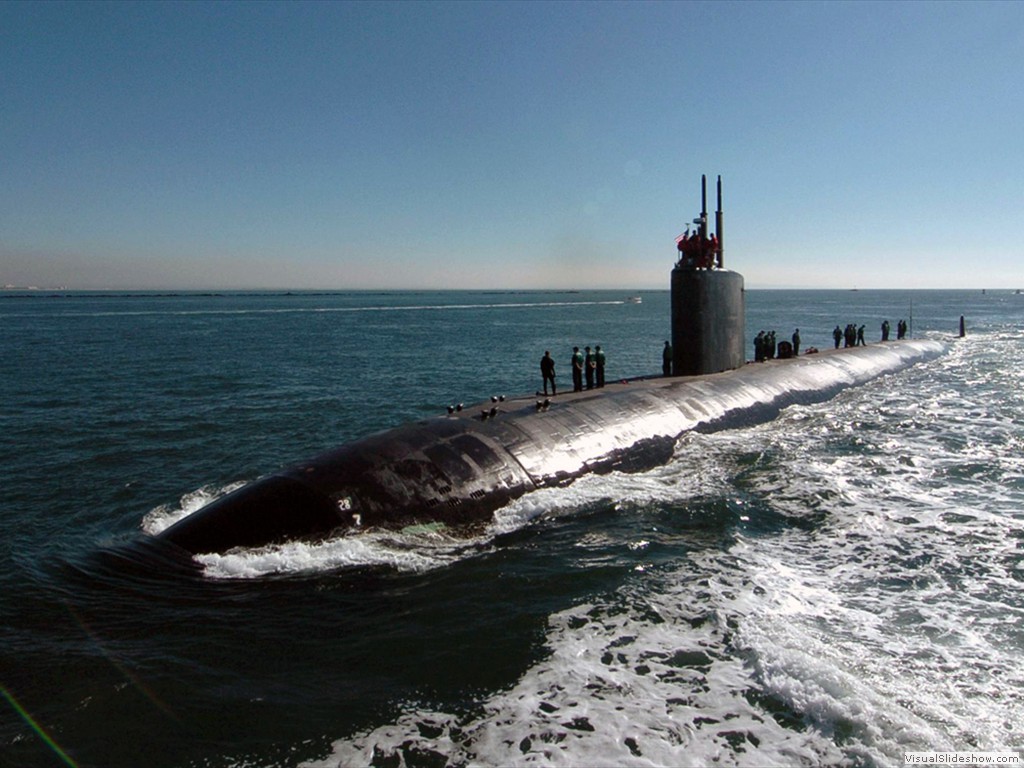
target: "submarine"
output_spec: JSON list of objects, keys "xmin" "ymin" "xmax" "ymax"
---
[{"xmin": 156, "ymin": 177, "xmax": 945, "ymax": 556}]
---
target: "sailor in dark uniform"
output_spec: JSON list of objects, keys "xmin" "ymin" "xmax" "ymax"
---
[{"xmin": 540, "ymin": 351, "xmax": 556, "ymax": 395}]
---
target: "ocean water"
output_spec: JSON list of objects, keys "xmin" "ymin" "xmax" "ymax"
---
[{"xmin": 1, "ymin": 288, "xmax": 1021, "ymax": 768}]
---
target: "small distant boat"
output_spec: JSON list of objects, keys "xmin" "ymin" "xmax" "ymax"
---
[{"xmin": 627, "ymin": 296, "xmax": 642, "ymax": 304}]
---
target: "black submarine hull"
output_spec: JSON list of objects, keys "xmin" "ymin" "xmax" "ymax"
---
[{"xmin": 156, "ymin": 339, "xmax": 945, "ymax": 555}]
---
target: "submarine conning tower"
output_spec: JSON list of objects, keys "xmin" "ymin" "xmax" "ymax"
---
[{"xmin": 671, "ymin": 174, "xmax": 745, "ymax": 376}]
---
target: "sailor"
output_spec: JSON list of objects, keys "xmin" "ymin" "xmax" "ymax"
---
[
  {"xmin": 540, "ymin": 351, "xmax": 556, "ymax": 396},
  {"xmin": 584, "ymin": 346, "xmax": 595, "ymax": 390},
  {"xmin": 792, "ymin": 328, "xmax": 801, "ymax": 356},
  {"xmin": 881, "ymin": 319, "xmax": 890, "ymax": 341},
  {"xmin": 676, "ymin": 228, "xmax": 690, "ymax": 261},
  {"xmin": 662, "ymin": 341, "xmax": 672, "ymax": 376},
  {"xmin": 833, "ymin": 325, "xmax": 842, "ymax": 349},
  {"xmin": 754, "ymin": 331, "xmax": 764, "ymax": 363},
  {"xmin": 594, "ymin": 345, "xmax": 606, "ymax": 388},
  {"xmin": 688, "ymin": 232, "xmax": 702, "ymax": 268},
  {"xmin": 857, "ymin": 325, "xmax": 866, "ymax": 346},
  {"xmin": 571, "ymin": 347, "xmax": 584, "ymax": 392}
]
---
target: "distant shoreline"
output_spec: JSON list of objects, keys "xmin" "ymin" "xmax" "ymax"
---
[{"xmin": 2, "ymin": 286, "xmax": 1011, "ymax": 296}]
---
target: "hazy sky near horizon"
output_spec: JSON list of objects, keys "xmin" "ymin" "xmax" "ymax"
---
[{"xmin": 2, "ymin": 1, "xmax": 1021, "ymax": 290}]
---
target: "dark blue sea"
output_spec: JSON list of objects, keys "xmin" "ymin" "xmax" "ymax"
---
[{"xmin": 2, "ymin": 288, "xmax": 1022, "ymax": 767}]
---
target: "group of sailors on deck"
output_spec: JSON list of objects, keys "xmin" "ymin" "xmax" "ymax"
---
[{"xmin": 675, "ymin": 229, "xmax": 722, "ymax": 270}]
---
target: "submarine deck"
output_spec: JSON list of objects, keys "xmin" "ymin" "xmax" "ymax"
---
[
  {"xmin": 451, "ymin": 340, "xmax": 939, "ymax": 423},
  {"xmin": 427, "ymin": 338, "xmax": 945, "ymax": 489}
]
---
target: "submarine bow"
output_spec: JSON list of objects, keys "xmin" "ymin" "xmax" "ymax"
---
[{"xmin": 156, "ymin": 339, "xmax": 945, "ymax": 555}]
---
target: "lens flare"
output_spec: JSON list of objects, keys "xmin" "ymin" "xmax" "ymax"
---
[{"xmin": 1, "ymin": 686, "xmax": 79, "ymax": 767}]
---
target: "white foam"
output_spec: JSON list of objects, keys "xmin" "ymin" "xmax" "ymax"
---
[
  {"xmin": 139, "ymin": 481, "xmax": 247, "ymax": 535},
  {"xmin": 195, "ymin": 528, "xmax": 484, "ymax": 579},
  {"xmin": 301, "ymin": 551, "xmax": 850, "ymax": 767},
  {"xmin": 487, "ymin": 454, "xmax": 724, "ymax": 538}
]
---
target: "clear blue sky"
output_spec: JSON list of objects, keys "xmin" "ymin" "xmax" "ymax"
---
[{"xmin": 2, "ymin": 0, "xmax": 1021, "ymax": 290}]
